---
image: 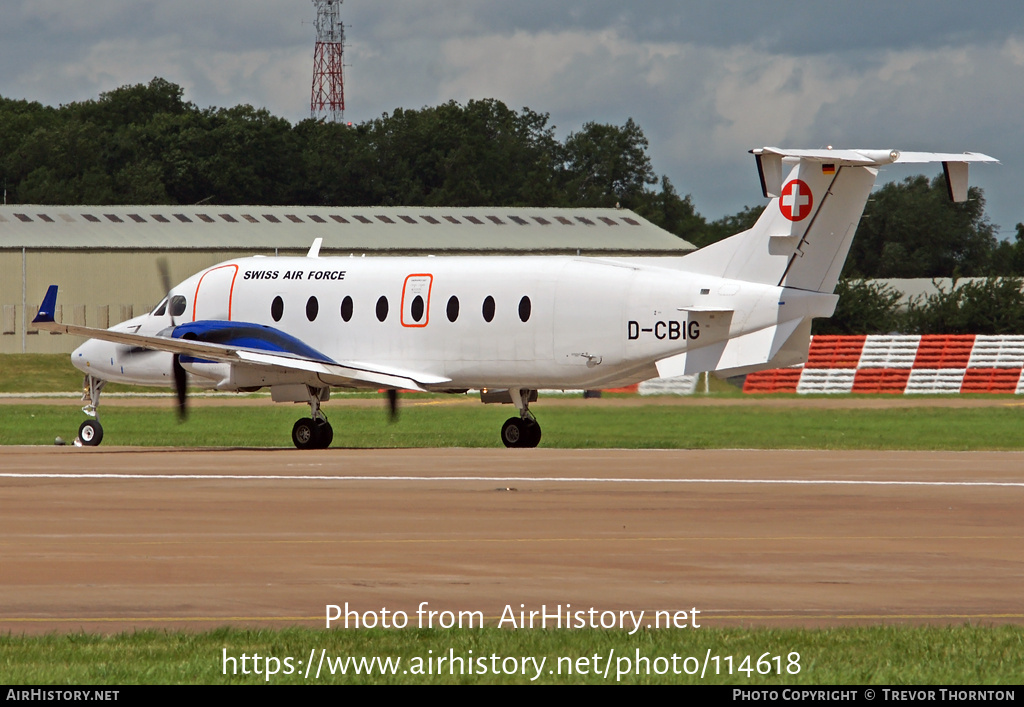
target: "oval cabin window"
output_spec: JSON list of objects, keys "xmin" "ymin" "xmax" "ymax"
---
[{"xmin": 519, "ymin": 296, "xmax": 531, "ymax": 323}]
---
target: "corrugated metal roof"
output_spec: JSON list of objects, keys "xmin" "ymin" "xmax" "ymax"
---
[{"xmin": 0, "ymin": 205, "xmax": 695, "ymax": 254}]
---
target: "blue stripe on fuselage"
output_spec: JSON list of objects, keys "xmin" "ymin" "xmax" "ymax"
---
[{"xmin": 171, "ymin": 321, "xmax": 336, "ymax": 364}]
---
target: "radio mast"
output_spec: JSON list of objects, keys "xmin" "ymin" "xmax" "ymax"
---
[{"xmin": 310, "ymin": 0, "xmax": 345, "ymax": 122}]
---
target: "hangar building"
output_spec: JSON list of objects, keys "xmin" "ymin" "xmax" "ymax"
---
[{"xmin": 0, "ymin": 204, "xmax": 696, "ymax": 354}]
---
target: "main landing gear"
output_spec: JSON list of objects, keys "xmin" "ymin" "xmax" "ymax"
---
[
  {"xmin": 292, "ymin": 385, "xmax": 333, "ymax": 450},
  {"xmin": 500, "ymin": 388, "xmax": 542, "ymax": 448},
  {"xmin": 76, "ymin": 375, "xmax": 106, "ymax": 447}
]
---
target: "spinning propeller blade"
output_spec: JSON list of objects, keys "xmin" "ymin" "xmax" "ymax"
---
[
  {"xmin": 386, "ymin": 388, "xmax": 399, "ymax": 422},
  {"xmin": 159, "ymin": 259, "xmax": 188, "ymax": 421}
]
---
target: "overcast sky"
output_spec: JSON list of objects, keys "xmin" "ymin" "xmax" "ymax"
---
[{"xmin": 2, "ymin": 0, "xmax": 1021, "ymax": 236}]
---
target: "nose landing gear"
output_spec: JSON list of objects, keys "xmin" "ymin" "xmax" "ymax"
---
[{"xmin": 76, "ymin": 375, "xmax": 106, "ymax": 447}]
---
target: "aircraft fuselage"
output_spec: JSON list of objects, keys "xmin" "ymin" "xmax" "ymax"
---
[{"xmin": 72, "ymin": 254, "xmax": 801, "ymax": 392}]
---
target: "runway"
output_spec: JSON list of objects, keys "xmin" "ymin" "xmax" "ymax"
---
[{"xmin": 1, "ymin": 446, "xmax": 1022, "ymax": 633}]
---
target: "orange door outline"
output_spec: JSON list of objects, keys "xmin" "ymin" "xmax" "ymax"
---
[
  {"xmin": 193, "ymin": 264, "xmax": 239, "ymax": 321},
  {"xmin": 400, "ymin": 274, "xmax": 433, "ymax": 328}
]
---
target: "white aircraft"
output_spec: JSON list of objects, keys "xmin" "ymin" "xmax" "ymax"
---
[{"xmin": 32, "ymin": 147, "xmax": 995, "ymax": 448}]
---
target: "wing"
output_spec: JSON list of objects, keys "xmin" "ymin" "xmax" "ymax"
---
[{"xmin": 33, "ymin": 286, "xmax": 449, "ymax": 391}]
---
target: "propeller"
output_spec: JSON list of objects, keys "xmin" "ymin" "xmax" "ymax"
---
[
  {"xmin": 158, "ymin": 258, "xmax": 188, "ymax": 421},
  {"xmin": 157, "ymin": 258, "xmax": 174, "ymax": 317},
  {"xmin": 386, "ymin": 388, "xmax": 399, "ymax": 422},
  {"xmin": 173, "ymin": 354, "xmax": 188, "ymax": 421}
]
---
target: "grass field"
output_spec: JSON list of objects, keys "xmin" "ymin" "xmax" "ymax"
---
[
  {"xmin": 3, "ymin": 355, "xmax": 1023, "ymax": 685},
  {"xmin": 2, "ymin": 626, "xmax": 1021, "ymax": 684},
  {"xmin": 4, "ymin": 399, "xmax": 1024, "ymax": 450}
]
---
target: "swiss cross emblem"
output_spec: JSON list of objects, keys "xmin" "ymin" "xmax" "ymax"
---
[{"xmin": 779, "ymin": 179, "xmax": 813, "ymax": 221}]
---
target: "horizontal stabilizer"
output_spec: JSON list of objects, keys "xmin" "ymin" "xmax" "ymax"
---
[
  {"xmin": 752, "ymin": 147, "xmax": 997, "ymax": 199},
  {"xmin": 655, "ymin": 318, "xmax": 807, "ymax": 379},
  {"xmin": 681, "ymin": 147, "xmax": 997, "ymax": 294}
]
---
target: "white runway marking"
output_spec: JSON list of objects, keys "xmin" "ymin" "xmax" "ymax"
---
[{"xmin": 2, "ymin": 472, "xmax": 1023, "ymax": 487}]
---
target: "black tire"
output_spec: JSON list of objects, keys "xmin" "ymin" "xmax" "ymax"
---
[
  {"xmin": 316, "ymin": 419, "xmax": 334, "ymax": 449},
  {"xmin": 78, "ymin": 420, "xmax": 103, "ymax": 447},
  {"xmin": 292, "ymin": 418, "xmax": 319, "ymax": 450},
  {"xmin": 501, "ymin": 417, "xmax": 523, "ymax": 448},
  {"xmin": 522, "ymin": 419, "xmax": 542, "ymax": 448}
]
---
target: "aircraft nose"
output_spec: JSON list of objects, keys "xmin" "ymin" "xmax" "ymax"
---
[{"xmin": 72, "ymin": 338, "xmax": 115, "ymax": 376}]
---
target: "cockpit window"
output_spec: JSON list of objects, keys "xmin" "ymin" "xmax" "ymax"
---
[
  {"xmin": 152, "ymin": 298, "xmax": 168, "ymax": 316},
  {"xmin": 170, "ymin": 295, "xmax": 187, "ymax": 317}
]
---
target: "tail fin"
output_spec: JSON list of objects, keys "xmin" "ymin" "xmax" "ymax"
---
[{"xmin": 678, "ymin": 148, "xmax": 997, "ymax": 293}]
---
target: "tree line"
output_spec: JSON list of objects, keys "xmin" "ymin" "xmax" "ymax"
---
[{"xmin": 3, "ymin": 78, "xmax": 1023, "ymax": 332}]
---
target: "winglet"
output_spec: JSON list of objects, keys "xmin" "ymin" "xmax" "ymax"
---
[{"xmin": 33, "ymin": 285, "xmax": 59, "ymax": 324}]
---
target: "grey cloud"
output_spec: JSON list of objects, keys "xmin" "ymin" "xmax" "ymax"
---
[{"xmin": 0, "ymin": 0, "xmax": 1019, "ymax": 231}]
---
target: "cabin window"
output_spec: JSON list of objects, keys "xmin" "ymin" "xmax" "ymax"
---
[
  {"xmin": 446, "ymin": 296, "xmax": 459, "ymax": 322},
  {"xmin": 376, "ymin": 296, "xmax": 389, "ymax": 322},
  {"xmin": 340, "ymin": 296, "xmax": 353, "ymax": 322},
  {"xmin": 271, "ymin": 296, "xmax": 284, "ymax": 322},
  {"xmin": 306, "ymin": 296, "xmax": 319, "ymax": 322},
  {"xmin": 482, "ymin": 296, "xmax": 495, "ymax": 323},
  {"xmin": 169, "ymin": 296, "xmax": 187, "ymax": 318},
  {"xmin": 519, "ymin": 296, "xmax": 531, "ymax": 323},
  {"xmin": 410, "ymin": 295, "xmax": 425, "ymax": 323}
]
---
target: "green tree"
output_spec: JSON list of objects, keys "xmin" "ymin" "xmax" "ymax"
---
[
  {"xmin": 0, "ymin": 79, "xmax": 720, "ymax": 221},
  {"xmin": 697, "ymin": 204, "xmax": 766, "ymax": 248},
  {"xmin": 844, "ymin": 174, "xmax": 998, "ymax": 278},
  {"xmin": 987, "ymin": 223, "xmax": 1024, "ymax": 276},
  {"xmin": 560, "ymin": 118, "xmax": 656, "ymax": 208},
  {"xmin": 633, "ymin": 176, "xmax": 707, "ymax": 244},
  {"xmin": 904, "ymin": 278, "xmax": 1024, "ymax": 334},
  {"xmin": 812, "ymin": 279, "xmax": 904, "ymax": 335},
  {"xmin": 353, "ymin": 99, "xmax": 561, "ymax": 207}
]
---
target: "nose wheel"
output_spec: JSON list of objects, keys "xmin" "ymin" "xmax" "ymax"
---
[{"xmin": 78, "ymin": 419, "xmax": 104, "ymax": 447}]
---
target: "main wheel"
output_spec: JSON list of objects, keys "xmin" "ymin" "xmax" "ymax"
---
[
  {"xmin": 501, "ymin": 417, "xmax": 524, "ymax": 448},
  {"xmin": 521, "ymin": 419, "xmax": 542, "ymax": 448},
  {"xmin": 292, "ymin": 417, "xmax": 320, "ymax": 450},
  {"xmin": 78, "ymin": 420, "xmax": 103, "ymax": 447},
  {"xmin": 315, "ymin": 419, "xmax": 334, "ymax": 449}
]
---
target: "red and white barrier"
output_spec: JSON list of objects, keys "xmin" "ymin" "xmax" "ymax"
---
[{"xmin": 744, "ymin": 335, "xmax": 1024, "ymax": 394}]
